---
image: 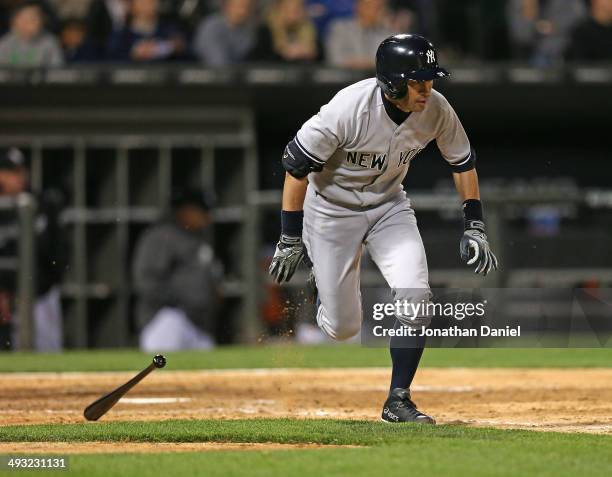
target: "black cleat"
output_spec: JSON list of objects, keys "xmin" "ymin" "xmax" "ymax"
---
[{"xmin": 381, "ymin": 388, "xmax": 436, "ymax": 424}]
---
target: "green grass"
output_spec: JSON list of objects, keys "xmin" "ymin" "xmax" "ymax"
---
[
  {"xmin": 1, "ymin": 346, "xmax": 612, "ymax": 373},
  {"xmin": 1, "ymin": 420, "xmax": 612, "ymax": 477},
  {"xmin": 1, "ymin": 418, "xmax": 514, "ymax": 445}
]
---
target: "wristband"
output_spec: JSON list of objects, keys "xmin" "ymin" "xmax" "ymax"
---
[
  {"xmin": 462, "ymin": 199, "xmax": 484, "ymax": 231},
  {"xmin": 281, "ymin": 210, "xmax": 304, "ymax": 237}
]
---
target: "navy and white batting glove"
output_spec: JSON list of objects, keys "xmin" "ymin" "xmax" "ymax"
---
[
  {"xmin": 460, "ymin": 220, "xmax": 499, "ymax": 276},
  {"xmin": 269, "ymin": 234, "xmax": 306, "ymax": 283}
]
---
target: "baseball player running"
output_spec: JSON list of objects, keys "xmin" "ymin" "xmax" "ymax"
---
[{"xmin": 269, "ymin": 34, "xmax": 498, "ymax": 424}]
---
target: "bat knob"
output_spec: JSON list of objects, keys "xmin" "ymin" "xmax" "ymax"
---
[{"xmin": 153, "ymin": 354, "xmax": 167, "ymax": 369}]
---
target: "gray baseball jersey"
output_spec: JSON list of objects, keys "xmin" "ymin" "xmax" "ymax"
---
[
  {"xmin": 295, "ymin": 78, "xmax": 472, "ymax": 208},
  {"xmin": 295, "ymin": 78, "xmax": 473, "ymax": 340}
]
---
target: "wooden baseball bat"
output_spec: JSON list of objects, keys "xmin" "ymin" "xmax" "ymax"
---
[{"xmin": 83, "ymin": 355, "xmax": 166, "ymax": 421}]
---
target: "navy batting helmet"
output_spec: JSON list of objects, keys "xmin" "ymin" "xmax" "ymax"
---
[{"xmin": 376, "ymin": 34, "xmax": 450, "ymax": 100}]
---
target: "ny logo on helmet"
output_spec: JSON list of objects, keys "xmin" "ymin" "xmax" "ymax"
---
[{"xmin": 426, "ymin": 49, "xmax": 435, "ymax": 64}]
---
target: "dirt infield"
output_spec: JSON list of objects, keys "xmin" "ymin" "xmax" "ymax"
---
[{"xmin": 2, "ymin": 368, "xmax": 612, "ymax": 436}]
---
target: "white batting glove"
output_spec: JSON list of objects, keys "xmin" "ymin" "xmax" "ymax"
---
[
  {"xmin": 269, "ymin": 234, "xmax": 306, "ymax": 283},
  {"xmin": 460, "ymin": 220, "xmax": 499, "ymax": 276}
]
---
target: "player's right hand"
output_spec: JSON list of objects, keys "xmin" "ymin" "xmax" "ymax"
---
[{"xmin": 269, "ymin": 234, "xmax": 306, "ymax": 283}]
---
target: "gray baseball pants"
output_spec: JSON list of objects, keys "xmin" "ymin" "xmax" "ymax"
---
[{"xmin": 302, "ymin": 185, "xmax": 431, "ymax": 340}]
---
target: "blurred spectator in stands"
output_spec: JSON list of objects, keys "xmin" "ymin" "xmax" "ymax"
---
[
  {"xmin": 566, "ymin": 0, "xmax": 612, "ymax": 61},
  {"xmin": 0, "ymin": 1, "xmax": 63, "ymax": 67},
  {"xmin": 159, "ymin": 0, "xmax": 217, "ymax": 36},
  {"xmin": 85, "ymin": 0, "xmax": 129, "ymax": 59},
  {"xmin": 0, "ymin": 148, "xmax": 66, "ymax": 352},
  {"xmin": 48, "ymin": 0, "xmax": 93, "ymax": 21},
  {"xmin": 133, "ymin": 189, "xmax": 223, "ymax": 351},
  {"xmin": 0, "ymin": 0, "xmax": 59, "ymax": 35},
  {"xmin": 325, "ymin": 0, "xmax": 393, "ymax": 69},
  {"xmin": 436, "ymin": 0, "xmax": 509, "ymax": 61},
  {"xmin": 193, "ymin": 0, "xmax": 258, "ymax": 65},
  {"xmin": 387, "ymin": 0, "xmax": 418, "ymax": 36},
  {"xmin": 107, "ymin": 0, "xmax": 186, "ymax": 62},
  {"xmin": 263, "ymin": 0, "xmax": 318, "ymax": 62},
  {"xmin": 508, "ymin": 0, "xmax": 586, "ymax": 66},
  {"xmin": 306, "ymin": 0, "xmax": 353, "ymax": 39},
  {"xmin": 60, "ymin": 18, "xmax": 98, "ymax": 62},
  {"xmin": 387, "ymin": 1, "xmax": 439, "ymax": 40}
]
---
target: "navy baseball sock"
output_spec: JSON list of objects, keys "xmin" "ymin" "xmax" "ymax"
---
[{"xmin": 389, "ymin": 331, "xmax": 426, "ymax": 392}]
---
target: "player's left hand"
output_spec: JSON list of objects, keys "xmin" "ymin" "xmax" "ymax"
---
[
  {"xmin": 269, "ymin": 234, "xmax": 306, "ymax": 283},
  {"xmin": 460, "ymin": 221, "xmax": 498, "ymax": 275}
]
